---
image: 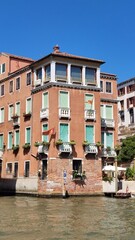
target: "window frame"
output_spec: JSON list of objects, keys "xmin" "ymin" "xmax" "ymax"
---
[
  {"xmin": 26, "ymin": 72, "xmax": 32, "ymax": 86},
  {"xmin": 25, "ymin": 127, "xmax": 31, "ymax": 144},
  {"xmin": 24, "ymin": 161, "xmax": 30, "ymax": 177},
  {"xmin": 9, "ymin": 80, "xmax": 14, "ymax": 93},
  {"xmin": 0, "ymin": 107, "xmax": 4, "ymax": 123},
  {"xmin": 105, "ymin": 81, "xmax": 112, "ymax": 94},
  {"xmin": 16, "ymin": 77, "xmax": 21, "ymax": 90}
]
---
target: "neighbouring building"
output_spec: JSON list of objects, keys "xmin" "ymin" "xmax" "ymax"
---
[
  {"xmin": 0, "ymin": 46, "xmax": 118, "ymax": 196},
  {"xmin": 118, "ymin": 78, "xmax": 135, "ymax": 142}
]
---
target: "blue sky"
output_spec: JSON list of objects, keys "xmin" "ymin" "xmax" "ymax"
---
[{"xmin": 1, "ymin": 0, "xmax": 135, "ymax": 83}]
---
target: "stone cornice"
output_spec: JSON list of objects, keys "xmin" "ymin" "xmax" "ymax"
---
[{"xmin": 100, "ymin": 98, "xmax": 118, "ymax": 103}]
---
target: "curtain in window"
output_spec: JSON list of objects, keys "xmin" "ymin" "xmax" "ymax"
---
[
  {"xmin": 0, "ymin": 134, "xmax": 3, "ymax": 149},
  {"xmin": 86, "ymin": 125, "xmax": 94, "ymax": 143},
  {"xmin": 60, "ymin": 124, "xmax": 68, "ymax": 142},
  {"xmin": 43, "ymin": 92, "xmax": 48, "ymax": 109},
  {"xmin": 85, "ymin": 94, "xmax": 93, "ymax": 110},
  {"xmin": 60, "ymin": 91, "xmax": 68, "ymax": 108},
  {"xmin": 106, "ymin": 133, "xmax": 113, "ymax": 147},
  {"xmin": 27, "ymin": 98, "xmax": 31, "ymax": 113},
  {"xmin": 26, "ymin": 128, "xmax": 31, "ymax": 144},
  {"xmin": 106, "ymin": 106, "xmax": 112, "ymax": 119},
  {"xmin": 42, "ymin": 124, "xmax": 48, "ymax": 142}
]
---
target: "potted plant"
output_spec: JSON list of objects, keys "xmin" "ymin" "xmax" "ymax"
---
[
  {"xmin": 22, "ymin": 143, "xmax": 31, "ymax": 149},
  {"xmin": 82, "ymin": 140, "xmax": 89, "ymax": 146},
  {"xmin": 23, "ymin": 111, "xmax": 32, "ymax": 117},
  {"xmin": 69, "ymin": 140, "xmax": 76, "ymax": 145},
  {"xmin": 11, "ymin": 113, "xmax": 19, "ymax": 119},
  {"xmin": 12, "ymin": 144, "xmax": 19, "ymax": 151},
  {"xmin": 55, "ymin": 139, "xmax": 63, "ymax": 146},
  {"xmin": 34, "ymin": 141, "xmax": 40, "ymax": 147},
  {"xmin": 106, "ymin": 146, "xmax": 111, "ymax": 152},
  {"xmin": 41, "ymin": 141, "xmax": 50, "ymax": 146}
]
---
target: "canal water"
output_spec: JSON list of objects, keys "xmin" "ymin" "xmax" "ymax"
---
[{"xmin": 0, "ymin": 196, "xmax": 135, "ymax": 240}]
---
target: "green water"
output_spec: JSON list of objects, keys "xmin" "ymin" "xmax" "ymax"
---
[{"xmin": 0, "ymin": 196, "xmax": 135, "ymax": 240}]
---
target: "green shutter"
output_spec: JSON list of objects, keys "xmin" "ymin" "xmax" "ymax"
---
[
  {"xmin": 42, "ymin": 124, "xmax": 48, "ymax": 142},
  {"xmin": 101, "ymin": 132, "xmax": 104, "ymax": 145},
  {"xmin": 9, "ymin": 132, "xmax": 12, "ymax": 149},
  {"xmin": 43, "ymin": 92, "xmax": 48, "ymax": 108},
  {"xmin": 60, "ymin": 91, "xmax": 68, "ymax": 108},
  {"xmin": 86, "ymin": 125, "xmax": 94, "ymax": 143},
  {"xmin": 106, "ymin": 133, "xmax": 113, "ymax": 147},
  {"xmin": 26, "ymin": 128, "xmax": 31, "ymax": 144},
  {"xmin": 27, "ymin": 98, "xmax": 31, "ymax": 113},
  {"xmin": 106, "ymin": 106, "xmax": 112, "ymax": 119},
  {"xmin": 85, "ymin": 94, "xmax": 93, "ymax": 110},
  {"xmin": 16, "ymin": 103, "xmax": 20, "ymax": 115},
  {"xmin": 0, "ymin": 134, "xmax": 3, "ymax": 149},
  {"xmin": 60, "ymin": 124, "xmax": 68, "ymax": 142},
  {"xmin": 15, "ymin": 131, "xmax": 19, "ymax": 145}
]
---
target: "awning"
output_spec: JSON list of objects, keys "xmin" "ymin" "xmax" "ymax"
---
[{"xmin": 102, "ymin": 165, "xmax": 126, "ymax": 172}]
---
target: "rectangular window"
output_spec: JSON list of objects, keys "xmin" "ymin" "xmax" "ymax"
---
[
  {"xmin": 100, "ymin": 105, "xmax": 113, "ymax": 119},
  {"xmin": 41, "ymin": 160, "xmax": 47, "ymax": 180},
  {"xmin": 85, "ymin": 68, "xmax": 96, "ymax": 84},
  {"xmin": 8, "ymin": 104, "xmax": 14, "ymax": 120},
  {"xmin": 106, "ymin": 106, "xmax": 113, "ymax": 119},
  {"xmin": 106, "ymin": 82, "xmax": 112, "ymax": 93},
  {"xmin": 129, "ymin": 108, "xmax": 134, "ymax": 124},
  {"xmin": 16, "ymin": 77, "xmax": 20, "ymax": 90},
  {"xmin": 60, "ymin": 123, "xmax": 69, "ymax": 142},
  {"xmin": 14, "ymin": 162, "xmax": 18, "ymax": 178},
  {"xmin": 45, "ymin": 65, "xmax": 50, "ymax": 81},
  {"xmin": 100, "ymin": 105, "xmax": 104, "ymax": 118},
  {"xmin": 9, "ymin": 80, "xmax": 13, "ymax": 93},
  {"xmin": 26, "ymin": 98, "xmax": 32, "ymax": 113},
  {"xmin": 56, "ymin": 63, "xmax": 67, "ymax": 79},
  {"xmin": 0, "ymin": 107, "xmax": 4, "ymax": 123},
  {"xmin": 100, "ymin": 81, "xmax": 103, "ymax": 92},
  {"xmin": 15, "ymin": 130, "xmax": 20, "ymax": 146},
  {"xmin": 8, "ymin": 132, "xmax": 13, "ymax": 149},
  {"xmin": 73, "ymin": 160, "xmax": 82, "ymax": 174},
  {"xmin": 24, "ymin": 161, "xmax": 30, "ymax": 177},
  {"xmin": 1, "ymin": 84, "xmax": 4, "ymax": 96},
  {"xmin": 42, "ymin": 124, "xmax": 48, "ymax": 142},
  {"xmin": 26, "ymin": 127, "xmax": 31, "ymax": 144},
  {"xmin": 26, "ymin": 72, "xmax": 31, "ymax": 85},
  {"xmin": 85, "ymin": 94, "xmax": 94, "ymax": 110},
  {"xmin": 6, "ymin": 163, "xmax": 12, "ymax": 174},
  {"xmin": 71, "ymin": 66, "xmax": 82, "ymax": 82},
  {"xmin": 42, "ymin": 92, "xmax": 48, "ymax": 109},
  {"xmin": 0, "ymin": 63, "xmax": 5, "ymax": 74},
  {"xmin": 59, "ymin": 91, "xmax": 69, "ymax": 108},
  {"xmin": 0, "ymin": 134, "xmax": 3, "ymax": 149},
  {"xmin": 36, "ymin": 68, "xmax": 42, "ymax": 80},
  {"xmin": 15, "ymin": 102, "xmax": 20, "ymax": 116},
  {"xmin": 101, "ymin": 132, "xmax": 113, "ymax": 148},
  {"xmin": 86, "ymin": 125, "xmax": 94, "ymax": 143}
]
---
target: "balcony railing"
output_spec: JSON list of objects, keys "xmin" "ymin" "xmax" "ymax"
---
[
  {"xmin": 101, "ymin": 118, "xmax": 115, "ymax": 128},
  {"xmin": 40, "ymin": 108, "xmax": 49, "ymax": 119},
  {"xmin": 58, "ymin": 142, "xmax": 72, "ymax": 154},
  {"xmin": 55, "ymin": 75, "xmax": 67, "ymax": 82},
  {"xmin": 84, "ymin": 109, "xmax": 96, "ymax": 120},
  {"xmin": 59, "ymin": 108, "xmax": 70, "ymax": 119},
  {"xmin": 84, "ymin": 143, "xmax": 98, "ymax": 154},
  {"xmin": 38, "ymin": 145, "xmax": 49, "ymax": 154},
  {"xmin": 12, "ymin": 117, "xmax": 20, "ymax": 127},
  {"xmin": 100, "ymin": 148, "xmax": 116, "ymax": 158},
  {"xmin": 34, "ymin": 79, "xmax": 42, "ymax": 86}
]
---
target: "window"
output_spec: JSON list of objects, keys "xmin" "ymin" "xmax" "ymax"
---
[
  {"xmin": 60, "ymin": 123, "xmax": 69, "ymax": 142},
  {"xmin": 100, "ymin": 81, "xmax": 103, "ymax": 92},
  {"xmin": 26, "ymin": 72, "xmax": 31, "ymax": 85},
  {"xmin": 8, "ymin": 132, "xmax": 13, "ymax": 149},
  {"xmin": 120, "ymin": 111, "xmax": 125, "ymax": 122},
  {"xmin": 0, "ymin": 134, "xmax": 4, "ymax": 150},
  {"xmin": 1, "ymin": 84, "xmax": 4, "ymax": 96},
  {"xmin": 42, "ymin": 124, "xmax": 48, "ymax": 142},
  {"xmin": 129, "ymin": 108, "xmax": 134, "ymax": 124},
  {"xmin": 71, "ymin": 66, "xmax": 82, "ymax": 82},
  {"xmin": 26, "ymin": 98, "xmax": 32, "ymax": 113},
  {"xmin": 73, "ymin": 160, "xmax": 82, "ymax": 174},
  {"xmin": 42, "ymin": 92, "xmax": 48, "ymax": 109},
  {"xmin": 45, "ymin": 65, "xmax": 50, "ymax": 81},
  {"xmin": 36, "ymin": 68, "xmax": 42, "ymax": 80},
  {"xmin": 100, "ymin": 105, "xmax": 113, "ymax": 119},
  {"xmin": 14, "ymin": 162, "xmax": 18, "ymax": 178},
  {"xmin": 15, "ymin": 130, "xmax": 20, "ymax": 146},
  {"xmin": 15, "ymin": 102, "xmax": 20, "ymax": 116},
  {"xmin": 41, "ymin": 160, "xmax": 47, "ymax": 180},
  {"xmin": 106, "ymin": 82, "xmax": 112, "ymax": 93},
  {"xmin": 59, "ymin": 91, "xmax": 69, "ymax": 108},
  {"xmin": 101, "ymin": 132, "xmax": 113, "ymax": 148},
  {"xmin": 56, "ymin": 63, "xmax": 67, "ymax": 80},
  {"xmin": 85, "ymin": 94, "xmax": 94, "ymax": 110},
  {"xmin": 16, "ymin": 77, "xmax": 20, "ymax": 90},
  {"xmin": 6, "ymin": 163, "xmax": 12, "ymax": 174},
  {"xmin": 24, "ymin": 161, "xmax": 30, "ymax": 177},
  {"xmin": 25, "ymin": 127, "xmax": 31, "ymax": 144},
  {"xmin": 0, "ymin": 107, "xmax": 4, "ymax": 123},
  {"xmin": 85, "ymin": 68, "xmax": 96, "ymax": 84},
  {"xmin": 85, "ymin": 125, "xmax": 94, "ymax": 143},
  {"xmin": 9, "ymin": 80, "xmax": 13, "ymax": 93},
  {"xmin": 0, "ymin": 63, "xmax": 5, "ymax": 74},
  {"xmin": 8, "ymin": 104, "xmax": 14, "ymax": 120}
]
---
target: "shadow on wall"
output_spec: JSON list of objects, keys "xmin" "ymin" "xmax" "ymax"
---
[{"xmin": 0, "ymin": 178, "xmax": 17, "ymax": 195}]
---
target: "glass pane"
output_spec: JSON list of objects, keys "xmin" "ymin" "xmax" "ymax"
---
[
  {"xmin": 85, "ymin": 94, "xmax": 93, "ymax": 109},
  {"xmin": 16, "ymin": 102, "xmax": 20, "ymax": 115},
  {"xmin": 86, "ymin": 68, "xmax": 95, "ymax": 83},
  {"xmin": 106, "ymin": 133, "xmax": 113, "ymax": 147},
  {"xmin": 100, "ymin": 105, "xmax": 104, "ymax": 118},
  {"xmin": 56, "ymin": 64, "xmax": 67, "ymax": 77},
  {"xmin": 8, "ymin": 132, "xmax": 12, "ymax": 149},
  {"xmin": 42, "ymin": 124, "xmax": 48, "ymax": 142},
  {"xmin": 101, "ymin": 132, "xmax": 104, "ymax": 145},
  {"xmin": 27, "ymin": 98, "xmax": 31, "ymax": 113},
  {"xmin": 60, "ymin": 124, "xmax": 68, "ymax": 142},
  {"xmin": 106, "ymin": 106, "xmax": 112, "ymax": 119},
  {"xmin": 60, "ymin": 91, "xmax": 68, "ymax": 107},
  {"xmin": 15, "ymin": 131, "xmax": 19, "ymax": 145},
  {"xmin": 0, "ymin": 135, "xmax": 3, "ymax": 149},
  {"xmin": 26, "ymin": 128, "xmax": 31, "ymax": 144},
  {"xmin": 71, "ymin": 66, "xmax": 82, "ymax": 80},
  {"xmin": 43, "ymin": 92, "xmax": 48, "ymax": 108},
  {"xmin": 86, "ymin": 125, "xmax": 94, "ymax": 143}
]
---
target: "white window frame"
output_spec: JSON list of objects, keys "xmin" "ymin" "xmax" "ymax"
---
[
  {"xmin": 9, "ymin": 80, "xmax": 14, "ymax": 93},
  {"xmin": 0, "ymin": 107, "xmax": 4, "ymax": 123},
  {"xmin": 59, "ymin": 122, "xmax": 70, "ymax": 142},
  {"xmin": 26, "ymin": 71, "xmax": 32, "ymax": 86},
  {"xmin": 101, "ymin": 104, "xmax": 113, "ymax": 119},
  {"xmin": 105, "ymin": 81, "xmax": 112, "ymax": 94},
  {"xmin": 59, "ymin": 90, "xmax": 70, "ymax": 108},
  {"xmin": 8, "ymin": 104, "xmax": 14, "ymax": 121},
  {"xmin": 26, "ymin": 97, "xmax": 32, "ymax": 114},
  {"xmin": 0, "ymin": 63, "xmax": 5, "ymax": 74},
  {"xmin": 101, "ymin": 131, "xmax": 114, "ymax": 148},
  {"xmin": 16, "ymin": 76, "xmax": 21, "ymax": 90},
  {"xmin": 14, "ymin": 129, "xmax": 20, "ymax": 146},
  {"xmin": 8, "ymin": 131, "xmax": 13, "ymax": 149},
  {"xmin": 24, "ymin": 160, "xmax": 30, "ymax": 177},
  {"xmin": 25, "ymin": 126, "xmax": 31, "ymax": 144},
  {"xmin": 42, "ymin": 91, "xmax": 49, "ymax": 109}
]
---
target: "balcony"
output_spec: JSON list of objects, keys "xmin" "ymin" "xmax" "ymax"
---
[
  {"xmin": 38, "ymin": 145, "xmax": 49, "ymax": 154},
  {"xmin": 40, "ymin": 108, "xmax": 49, "ymax": 119},
  {"xmin": 57, "ymin": 142, "xmax": 72, "ymax": 155},
  {"xmin": 84, "ymin": 143, "xmax": 98, "ymax": 155},
  {"xmin": 100, "ymin": 148, "xmax": 116, "ymax": 158},
  {"xmin": 84, "ymin": 109, "xmax": 96, "ymax": 120},
  {"xmin": 101, "ymin": 118, "xmax": 115, "ymax": 128},
  {"xmin": 59, "ymin": 108, "xmax": 70, "ymax": 119},
  {"xmin": 12, "ymin": 116, "xmax": 20, "ymax": 127},
  {"xmin": 34, "ymin": 79, "xmax": 42, "ymax": 86}
]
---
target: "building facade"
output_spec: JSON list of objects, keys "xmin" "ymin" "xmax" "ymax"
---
[
  {"xmin": 0, "ymin": 46, "xmax": 118, "ymax": 196},
  {"xmin": 118, "ymin": 78, "xmax": 135, "ymax": 141}
]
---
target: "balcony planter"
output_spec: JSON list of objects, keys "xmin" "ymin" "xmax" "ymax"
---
[
  {"xmin": 23, "ymin": 112, "xmax": 32, "ymax": 117},
  {"xmin": 69, "ymin": 140, "xmax": 76, "ymax": 145},
  {"xmin": 41, "ymin": 141, "xmax": 50, "ymax": 146},
  {"xmin": 12, "ymin": 144, "xmax": 19, "ymax": 151},
  {"xmin": 73, "ymin": 170, "xmax": 86, "ymax": 181},
  {"xmin": 22, "ymin": 143, "xmax": 31, "ymax": 149},
  {"xmin": 106, "ymin": 146, "xmax": 111, "ymax": 152},
  {"xmin": 55, "ymin": 139, "xmax": 63, "ymax": 146},
  {"xmin": 34, "ymin": 142, "xmax": 40, "ymax": 147},
  {"xmin": 11, "ymin": 114, "xmax": 19, "ymax": 119},
  {"xmin": 82, "ymin": 140, "xmax": 89, "ymax": 146}
]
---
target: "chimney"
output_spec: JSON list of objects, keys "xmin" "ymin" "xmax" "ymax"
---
[{"xmin": 53, "ymin": 45, "xmax": 60, "ymax": 53}]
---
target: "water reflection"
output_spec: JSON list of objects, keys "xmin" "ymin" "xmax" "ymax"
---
[{"xmin": 0, "ymin": 196, "xmax": 135, "ymax": 240}]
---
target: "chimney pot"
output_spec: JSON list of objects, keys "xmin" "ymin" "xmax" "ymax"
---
[{"xmin": 53, "ymin": 45, "xmax": 60, "ymax": 53}]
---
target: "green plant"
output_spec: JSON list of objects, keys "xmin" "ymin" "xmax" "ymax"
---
[
  {"xmin": 96, "ymin": 141, "xmax": 102, "ymax": 147},
  {"xmin": 55, "ymin": 139, "xmax": 63, "ymax": 146},
  {"xmin": 82, "ymin": 140, "xmax": 89, "ymax": 146},
  {"xmin": 103, "ymin": 176, "xmax": 113, "ymax": 183},
  {"xmin": 126, "ymin": 167, "xmax": 135, "ymax": 180},
  {"xmin": 41, "ymin": 141, "xmax": 50, "ymax": 146},
  {"xmin": 106, "ymin": 146, "xmax": 111, "ymax": 152},
  {"xmin": 12, "ymin": 144, "xmax": 19, "ymax": 151},
  {"xmin": 22, "ymin": 143, "xmax": 31, "ymax": 149},
  {"xmin": 34, "ymin": 142, "xmax": 40, "ymax": 147},
  {"xmin": 70, "ymin": 140, "xmax": 76, "ymax": 145}
]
